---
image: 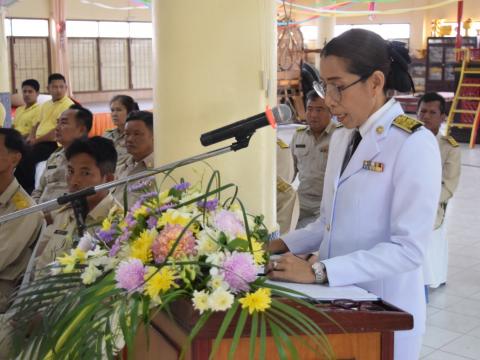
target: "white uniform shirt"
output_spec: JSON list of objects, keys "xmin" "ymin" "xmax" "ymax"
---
[{"xmin": 283, "ymin": 99, "xmax": 441, "ymax": 344}]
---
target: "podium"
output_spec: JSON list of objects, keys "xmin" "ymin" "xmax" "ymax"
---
[{"xmin": 130, "ymin": 299, "xmax": 413, "ymax": 360}]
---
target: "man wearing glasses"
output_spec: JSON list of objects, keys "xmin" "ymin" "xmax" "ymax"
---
[{"xmin": 291, "ymin": 90, "xmax": 336, "ymax": 228}]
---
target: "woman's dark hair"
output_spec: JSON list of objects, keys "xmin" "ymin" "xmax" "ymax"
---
[
  {"xmin": 66, "ymin": 136, "xmax": 117, "ymax": 175},
  {"xmin": 110, "ymin": 95, "xmax": 140, "ymax": 114},
  {"xmin": 321, "ymin": 29, "xmax": 414, "ymax": 93}
]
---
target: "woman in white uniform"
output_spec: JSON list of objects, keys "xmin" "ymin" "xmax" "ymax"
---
[{"xmin": 268, "ymin": 29, "xmax": 441, "ymax": 360}]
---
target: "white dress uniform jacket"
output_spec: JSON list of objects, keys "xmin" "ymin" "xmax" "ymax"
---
[{"xmin": 283, "ymin": 99, "xmax": 441, "ymax": 359}]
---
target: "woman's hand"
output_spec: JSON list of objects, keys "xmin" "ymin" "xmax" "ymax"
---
[{"xmin": 267, "ymin": 253, "xmax": 315, "ymax": 283}]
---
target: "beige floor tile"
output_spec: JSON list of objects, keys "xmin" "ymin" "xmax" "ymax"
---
[
  {"xmin": 420, "ymin": 345, "xmax": 437, "ymax": 358},
  {"xmin": 423, "ymin": 350, "xmax": 474, "ymax": 360},
  {"xmin": 441, "ymin": 335, "xmax": 480, "ymax": 359},
  {"xmin": 445, "ymin": 298, "xmax": 480, "ymax": 318},
  {"xmin": 423, "ymin": 325, "xmax": 462, "ymax": 348},
  {"xmin": 427, "ymin": 310, "xmax": 480, "ymax": 334},
  {"xmin": 428, "ymin": 292, "xmax": 465, "ymax": 309},
  {"xmin": 467, "ymin": 326, "xmax": 480, "ymax": 339}
]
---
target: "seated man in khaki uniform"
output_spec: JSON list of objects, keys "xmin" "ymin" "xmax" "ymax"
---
[
  {"xmin": 0, "ymin": 128, "xmax": 43, "ymax": 312},
  {"xmin": 32, "ymin": 105, "xmax": 93, "ymax": 206},
  {"xmin": 291, "ymin": 90, "xmax": 336, "ymax": 228},
  {"xmin": 35, "ymin": 136, "xmax": 122, "ymax": 272},
  {"xmin": 113, "ymin": 111, "xmax": 155, "ymax": 207},
  {"xmin": 418, "ymin": 93, "xmax": 461, "ymax": 289}
]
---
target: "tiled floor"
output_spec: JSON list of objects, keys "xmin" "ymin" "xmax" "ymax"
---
[{"xmin": 420, "ymin": 144, "xmax": 480, "ymax": 360}]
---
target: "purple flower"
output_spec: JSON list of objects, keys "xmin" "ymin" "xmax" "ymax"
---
[
  {"xmin": 139, "ymin": 191, "xmax": 158, "ymax": 203},
  {"xmin": 128, "ymin": 177, "xmax": 155, "ymax": 192},
  {"xmin": 96, "ymin": 229, "xmax": 116, "ymax": 244},
  {"xmin": 124, "ymin": 214, "xmax": 137, "ymax": 228},
  {"xmin": 159, "ymin": 203, "xmax": 175, "ymax": 212},
  {"xmin": 147, "ymin": 216, "xmax": 158, "ymax": 230},
  {"xmin": 214, "ymin": 209, "xmax": 245, "ymax": 238},
  {"xmin": 172, "ymin": 182, "xmax": 190, "ymax": 191},
  {"xmin": 115, "ymin": 259, "xmax": 146, "ymax": 292},
  {"xmin": 109, "ymin": 240, "xmax": 121, "ymax": 257},
  {"xmin": 197, "ymin": 198, "xmax": 219, "ymax": 212},
  {"xmin": 221, "ymin": 252, "xmax": 257, "ymax": 293}
]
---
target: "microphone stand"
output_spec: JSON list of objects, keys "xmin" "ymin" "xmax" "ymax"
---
[{"xmin": 0, "ymin": 135, "xmax": 254, "ymax": 229}]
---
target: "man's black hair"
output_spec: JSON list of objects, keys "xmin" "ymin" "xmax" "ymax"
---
[
  {"xmin": 69, "ymin": 104, "xmax": 93, "ymax": 133},
  {"xmin": 48, "ymin": 73, "xmax": 66, "ymax": 85},
  {"xmin": 125, "ymin": 110, "xmax": 153, "ymax": 132},
  {"xmin": 21, "ymin": 79, "xmax": 40, "ymax": 92},
  {"xmin": 65, "ymin": 137, "xmax": 117, "ymax": 175},
  {"xmin": 417, "ymin": 92, "xmax": 447, "ymax": 115},
  {"xmin": 306, "ymin": 89, "xmax": 320, "ymax": 104},
  {"xmin": 0, "ymin": 128, "xmax": 26, "ymax": 158}
]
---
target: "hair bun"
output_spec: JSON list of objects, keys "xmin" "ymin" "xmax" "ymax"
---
[{"xmin": 386, "ymin": 41, "xmax": 415, "ymax": 93}]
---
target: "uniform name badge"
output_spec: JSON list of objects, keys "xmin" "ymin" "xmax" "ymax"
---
[{"xmin": 363, "ymin": 160, "xmax": 384, "ymax": 172}]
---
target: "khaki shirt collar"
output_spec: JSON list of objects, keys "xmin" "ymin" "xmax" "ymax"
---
[
  {"xmin": 133, "ymin": 152, "xmax": 154, "ymax": 168},
  {"xmin": 0, "ymin": 178, "xmax": 20, "ymax": 207},
  {"xmin": 305, "ymin": 121, "xmax": 335, "ymax": 137},
  {"xmin": 87, "ymin": 193, "xmax": 117, "ymax": 222}
]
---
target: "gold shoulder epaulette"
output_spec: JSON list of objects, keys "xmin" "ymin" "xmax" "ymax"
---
[
  {"xmin": 392, "ymin": 115, "xmax": 423, "ymax": 134},
  {"xmin": 296, "ymin": 126, "xmax": 307, "ymax": 132},
  {"xmin": 276, "ymin": 139, "xmax": 289, "ymax": 149},
  {"xmin": 276, "ymin": 177, "xmax": 291, "ymax": 193},
  {"xmin": 443, "ymin": 135, "xmax": 459, "ymax": 147},
  {"xmin": 11, "ymin": 191, "xmax": 30, "ymax": 210},
  {"xmin": 335, "ymin": 123, "xmax": 344, "ymax": 128}
]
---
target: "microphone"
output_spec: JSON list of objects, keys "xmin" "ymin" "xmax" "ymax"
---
[{"xmin": 200, "ymin": 104, "xmax": 292, "ymax": 147}]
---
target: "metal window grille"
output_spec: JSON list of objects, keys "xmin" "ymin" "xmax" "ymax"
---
[
  {"xmin": 129, "ymin": 39, "xmax": 152, "ymax": 89},
  {"xmin": 68, "ymin": 38, "xmax": 99, "ymax": 92},
  {"xmin": 10, "ymin": 37, "xmax": 50, "ymax": 93},
  {"xmin": 99, "ymin": 38, "xmax": 129, "ymax": 91}
]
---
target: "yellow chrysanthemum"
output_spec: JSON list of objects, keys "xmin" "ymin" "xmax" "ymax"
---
[
  {"xmin": 101, "ymin": 218, "xmax": 112, "ymax": 232},
  {"xmin": 129, "ymin": 229, "xmax": 156, "ymax": 263},
  {"xmin": 72, "ymin": 248, "xmax": 87, "ymax": 263},
  {"xmin": 250, "ymin": 238, "xmax": 265, "ymax": 265},
  {"xmin": 239, "ymin": 288, "xmax": 272, "ymax": 314},
  {"xmin": 144, "ymin": 266, "xmax": 177, "ymax": 298},
  {"xmin": 57, "ymin": 254, "xmax": 77, "ymax": 273},
  {"xmin": 133, "ymin": 206, "xmax": 149, "ymax": 219},
  {"xmin": 157, "ymin": 210, "xmax": 191, "ymax": 229}
]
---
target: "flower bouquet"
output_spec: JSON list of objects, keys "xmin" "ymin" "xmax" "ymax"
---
[{"xmin": 10, "ymin": 171, "xmax": 334, "ymax": 359}]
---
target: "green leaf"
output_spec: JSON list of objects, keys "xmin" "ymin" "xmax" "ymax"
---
[
  {"xmin": 249, "ymin": 312, "xmax": 258, "ymax": 360},
  {"xmin": 226, "ymin": 238, "xmax": 249, "ymax": 252},
  {"xmin": 259, "ymin": 314, "xmax": 267, "ymax": 360},
  {"xmin": 270, "ymin": 319, "xmax": 299, "ymax": 359},
  {"xmin": 180, "ymin": 311, "xmax": 212, "ymax": 359},
  {"xmin": 269, "ymin": 319, "xmax": 287, "ymax": 360},
  {"xmin": 228, "ymin": 308, "xmax": 248, "ymax": 360},
  {"xmin": 209, "ymin": 302, "xmax": 239, "ymax": 360}
]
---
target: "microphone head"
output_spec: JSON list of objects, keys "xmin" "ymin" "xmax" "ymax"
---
[{"xmin": 272, "ymin": 104, "xmax": 293, "ymax": 125}]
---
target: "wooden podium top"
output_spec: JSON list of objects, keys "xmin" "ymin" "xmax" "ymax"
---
[{"xmin": 156, "ymin": 298, "xmax": 413, "ymax": 338}]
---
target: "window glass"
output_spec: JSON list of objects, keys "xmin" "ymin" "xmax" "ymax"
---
[
  {"xmin": 99, "ymin": 21, "xmax": 129, "ymax": 38},
  {"xmin": 11, "ymin": 19, "xmax": 49, "ymax": 37},
  {"xmin": 129, "ymin": 22, "xmax": 152, "ymax": 38},
  {"xmin": 66, "ymin": 21, "xmax": 99, "ymax": 38}
]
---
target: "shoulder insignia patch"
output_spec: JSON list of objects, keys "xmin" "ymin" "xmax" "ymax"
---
[
  {"xmin": 443, "ymin": 135, "xmax": 459, "ymax": 147},
  {"xmin": 392, "ymin": 115, "xmax": 423, "ymax": 134},
  {"xmin": 12, "ymin": 192, "xmax": 30, "ymax": 210},
  {"xmin": 276, "ymin": 177, "xmax": 291, "ymax": 193},
  {"xmin": 276, "ymin": 139, "xmax": 289, "ymax": 149},
  {"xmin": 296, "ymin": 126, "xmax": 307, "ymax": 132},
  {"xmin": 335, "ymin": 123, "xmax": 344, "ymax": 128}
]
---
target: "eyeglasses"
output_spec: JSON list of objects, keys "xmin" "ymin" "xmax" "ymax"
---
[{"xmin": 313, "ymin": 75, "xmax": 369, "ymax": 103}]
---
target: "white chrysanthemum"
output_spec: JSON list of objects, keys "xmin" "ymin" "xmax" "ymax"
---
[
  {"xmin": 206, "ymin": 252, "xmax": 226, "ymax": 267},
  {"xmin": 78, "ymin": 233, "xmax": 96, "ymax": 252},
  {"xmin": 81, "ymin": 263, "xmax": 103, "ymax": 285},
  {"xmin": 208, "ymin": 274, "xmax": 229, "ymax": 291},
  {"xmin": 208, "ymin": 288, "xmax": 234, "ymax": 312},
  {"xmin": 192, "ymin": 290, "xmax": 210, "ymax": 314},
  {"xmin": 196, "ymin": 231, "xmax": 220, "ymax": 256}
]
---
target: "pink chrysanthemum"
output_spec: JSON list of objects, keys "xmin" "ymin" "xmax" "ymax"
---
[
  {"xmin": 115, "ymin": 259, "xmax": 146, "ymax": 292},
  {"xmin": 222, "ymin": 252, "xmax": 257, "ymax": 293},
  {"xmin": 151, "ymin": 224, "xmax": 197, "ymax": 263},
  {"xmin": 213, "ymin": 210, "xmax": 245, "ymax": 238}
]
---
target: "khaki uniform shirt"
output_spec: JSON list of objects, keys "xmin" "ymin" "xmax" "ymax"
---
[
  {"xmin": 31, "ymin": 148, "xmax": 68, "ymax": 204},
  {"xmin": 435, "ymin": 134, "xmax": 461, "ymax": 229},
  {"xmin": 13, "ymin": 103, "xmax": 41, "ymax": 136},
  {"xmin": 0, "ymin": 103, "xmax": 5, "ymax": 127},
  {"xmin": 35, "ymin": 96, "xmax": 74, "ymax": 138},
  {"xmin": 113, "ymin": 152, "xmax": 155, "ymax": 207},
  {"xmin": 291, "ymin": 122, "xmax": 335, "ymax": 218},
  {"xmin": 276, "ymin": 138, "xmax": 295, "ymax": 184},
  {"xmin": 277, "ymin": 177, "xmax": 299, "ymax": 235},
  {"xmin": 103, "ymin": 128, "xmax": 129, "ymax": 167},
  {"xmin": 0, "ymin": 179, "xmax": 43, "ymax": 312},
  {"xmin": 35, "ymin": 193, "xmax": 122, "ymax": 271}
]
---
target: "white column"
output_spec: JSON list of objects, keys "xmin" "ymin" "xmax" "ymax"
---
[
  {"xmin": 315, "ymin": 14, "xmax": 336, "ymax": 69},
  {"xmin": 152, "ymin": 0, "xmax": 277, "ymax": 229},
  {"xmin": 0, "ymin": 7, "xmax": 11, "ymax": 126}
]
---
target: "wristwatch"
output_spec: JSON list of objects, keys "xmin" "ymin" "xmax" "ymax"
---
[{"xmin": 311, "ymin": 262, "xmax": 328, "ymax": 284}]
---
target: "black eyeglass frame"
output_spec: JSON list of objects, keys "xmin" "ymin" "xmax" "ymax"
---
[{"xmin": 313, "ymin": 74, "xmax": 371, "ymax": 103}]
